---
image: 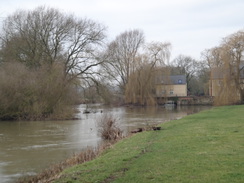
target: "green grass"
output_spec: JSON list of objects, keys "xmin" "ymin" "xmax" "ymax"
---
[{"xmin": 55, "ymin": 105, "xmax": 244, "ymax": 183}]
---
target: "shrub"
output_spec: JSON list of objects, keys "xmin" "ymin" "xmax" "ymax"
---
[
  {"xmin": 0, "ymin": 62, "xmax": 78, "ymax": 120},
  {"xmin": 97, "ymin": 114, "xmax": 123, "ymax": 141},
  {"xmin": 18, "ymin": 143, "xmax": 113, "ymax": 183}
]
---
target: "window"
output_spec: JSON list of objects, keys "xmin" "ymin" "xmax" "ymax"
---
[{"xmin": 170, "ymin": 90, "xmax": 174, "ymax": 95}]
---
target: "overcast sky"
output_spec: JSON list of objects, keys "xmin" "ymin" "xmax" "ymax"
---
[{"xmin": 0, "ymin": 0, "xmax": 243, "ymax": 60}]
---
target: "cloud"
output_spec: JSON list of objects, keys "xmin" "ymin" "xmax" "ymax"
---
[{"xmin": 0, "ymin": 0, "xmax": 243, "ymax": 60}]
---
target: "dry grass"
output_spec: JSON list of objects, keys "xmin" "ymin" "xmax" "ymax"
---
[
  {"xmin": 97, "ymin": 114, "xmax": 124, "ymax": 141},
  {"xmin": 17, "ymin": 143, "xmax": 113, "ymax": 183},
  {"xmin": 18, "ymin": 114, "xmax": 125, "ymax": 183}
]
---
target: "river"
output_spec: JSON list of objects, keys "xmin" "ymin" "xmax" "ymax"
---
[{"xmin": 0, "ymin": 104, "xmax": 211, "ymax": 183}]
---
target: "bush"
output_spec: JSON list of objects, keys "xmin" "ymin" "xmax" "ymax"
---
[
  {"xmin": 0, "ymin": 62, "xmax": 78, "ymax": 120},
  {"xmin": 97, "ymin": 114, "xmax": 123, "ymax": 141}
]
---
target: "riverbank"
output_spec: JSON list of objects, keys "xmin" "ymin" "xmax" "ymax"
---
[
  {"xmin": 2, "ymin": 105, "xmax": 208, "ymax": 182},
  {"xmin": 51, "ymin": 105, "xmax": 244, "ymax": 183}
]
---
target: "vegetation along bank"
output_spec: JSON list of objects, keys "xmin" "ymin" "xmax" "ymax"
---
[
  {"xmin": 1, "ymin": 6, "xmax": 243, "ymax": 121},
  {"xmin": 31, "ymin": 105, "xmax": 243, "ymax": 183}
]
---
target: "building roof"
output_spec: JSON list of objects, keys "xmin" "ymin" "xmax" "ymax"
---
[{"xmin": 157, "ymin": 75, "xmax": 187, "ymax": 85}]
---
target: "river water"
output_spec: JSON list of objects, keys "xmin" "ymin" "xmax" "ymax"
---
[{"xmin": 0, "ymin": 104, "xmax": 211, "ymax": 183}]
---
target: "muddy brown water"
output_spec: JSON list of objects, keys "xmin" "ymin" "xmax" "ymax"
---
[{"xmin": 0, "ymin": 104, "xmax": 211, "ymax": 183}]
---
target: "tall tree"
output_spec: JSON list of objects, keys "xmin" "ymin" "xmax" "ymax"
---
[
  {"xmin": 170, "ymin": 54, "xmax": 199, "ymax": 94},
  {"xmin": 125, "ymin": 42, "xmax": 171, "ymax": 105},
  {"xmin": 201, "ymin": 47, "xmax": 223, "ymax": 68},
  {"xmin": 102, "ymin": 29, "xmax": 145, "ymax": 92},
  {"xmin": 220, "ymin": 30, "xmax": 244, "ymax": 104},
  {"xmin": 0, "ymin": 6, "xmax": 106, "ymax": 82},
  {"xmin": 0, "ymin": 6, "xmax": 106, "ymax": 120},
  {"xmin": 203, "ymin": 29, "xmax": 244, "ymax": 105}
]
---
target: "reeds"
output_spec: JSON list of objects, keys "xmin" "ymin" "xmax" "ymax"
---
[
  {"xmin": 18, "ymin": 114, "xmax": 125, "ymax": 183},
  {"xmin": 97, "ymin": 114, "xmax": 124, "ymax": 141}
]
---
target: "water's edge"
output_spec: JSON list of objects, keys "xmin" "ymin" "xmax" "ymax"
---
[{"xmin": 0, "ymin": 105, "xmax": 211, "ymax": 183}]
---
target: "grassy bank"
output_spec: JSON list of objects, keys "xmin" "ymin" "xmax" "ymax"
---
[{"xmin": 55, "ymin": 105, "xmax": 244, "ymax": 183}]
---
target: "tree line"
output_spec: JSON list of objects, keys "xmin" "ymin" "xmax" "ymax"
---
[
  {"xmin": 0, "ymin": 6, "xmax": 106, "ymax": 120},
  {"xmin": 202, "ymin": 30, "xmax": 244, "ymax": 105},
  {"xmin": 0, "ymin": 6, "xmax": 243, "ymax": 120}
]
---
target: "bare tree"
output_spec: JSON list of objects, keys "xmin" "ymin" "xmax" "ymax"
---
[
  {"xmin": 170, "ymin": 54, "xmax": 199, "ymax": 94},
  {"xmin": 102, "ymin": 29, "xmax": 144, "ymax": 92},
  {"xmin": 201, "ymin": 47, "xmax": 224, "ymax": 97},
  {"xmin": 125, "ymin": 42, "xmax": 171, "ymax": 105},
  {"xmin": 0, "ymin": 6, "xmax": 106, "ymax": 82},
  {"xmin": 204, "ymin": 29, "xmax": 244, "ymax": 105},
  {"xmin": 201, "ymin": 47, "xmax": 223, "ymax": 68},
  {"xmin": 0, "ymin": 6, "xmax": 106, "ymax": 120},
  {"xmin": 196, "ymin": 60, "xmax": 210, "ymax": 95},
  {"xmin": 145, "ymin": 41, "xmax": 171, "ymax": 67},
  {"xmin": 220, "ymin": 30, "xmax": 244, "ymax": 104}
]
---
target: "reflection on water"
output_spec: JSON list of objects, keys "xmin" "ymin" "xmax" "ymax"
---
[{"xmin": 0, "ymin": 104, "xmax": 211, "ymax": 183}]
